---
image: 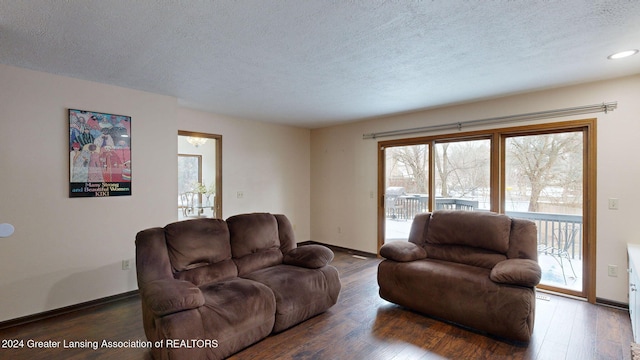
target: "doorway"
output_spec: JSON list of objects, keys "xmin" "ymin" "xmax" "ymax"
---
[{"xmin": 178, "ymin": 131, "xmax": 222, "ymax": 219}]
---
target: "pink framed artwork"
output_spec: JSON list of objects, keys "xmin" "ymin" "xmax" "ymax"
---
[{"xmin": 69, "ymin": 109, "xmax": 131, "ymax": 197}]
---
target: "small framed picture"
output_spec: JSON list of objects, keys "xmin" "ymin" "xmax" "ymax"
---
[{"xmin": 69, "ymin": 109, "xmax": 131, "ymax": 197}]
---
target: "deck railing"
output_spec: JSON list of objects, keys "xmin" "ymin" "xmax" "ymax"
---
[
  {"xmin": 506, "ymin": 211, "xmax": 582, "ymax": 261},
  {"xmin": 385, "ymin": 196, "xmax": 582, "ymax": 260},
  {"xmin": 436, "ymin": 198, "xmax": 479, "ymax": 211},
  {"xmin": 386, "ymin": 196, "xmax": 479, "ymax": 220}
]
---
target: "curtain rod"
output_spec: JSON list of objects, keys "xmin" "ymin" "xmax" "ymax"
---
[{"xmin": 362, "ymin": 102, "xmax": 617, "ymax": 140}]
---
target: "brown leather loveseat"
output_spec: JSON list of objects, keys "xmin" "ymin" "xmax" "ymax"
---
[
  {"xmin": 135, "ymin": 213, "xmax": 341, "ymax": 359},
  {"xmin": 378, "ymin": 210, "xmax": 541, "ymax": 343}
]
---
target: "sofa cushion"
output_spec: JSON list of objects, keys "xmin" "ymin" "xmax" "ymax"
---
[
  {"xmin": 283, "ymin": 245, "xmax": 335, "ymax": 269},
  {"xmin": 426, "ymin": 210, "xmax": 511, "ymax": 254},
  {"xmin": 228, "ymin": 213, "xmax": 283, "ymax": 275},
  {"xmin": 164, "ymin": 218, "xmax": 237, "ymax": 284},
  {"xmin": 380, "ymin": 241, "xmax": 427, "ymax": 262},
  {"xmin": 164, "ymin": 218, "xmax": 232, "ymax": 271},
  {"xmin": 135, "ymin": 227, "xmax": 175, "ymax": 285},
  {"xmin": 490, "ymin": 259, "xmax": 542, "ymax": 287},
  {"xmin": 243, "ymin": 264, "xmax": 340, "ymax": 333},
  {"xmin": 408, "ymin": 213, "xmax": 431, "ymax": 246},
  {"xmin": 197, "ymin": 278, "xmax": 276, "ymax": 359},
  {"xmin": 143, "ymin": 279, "xmax": 205, "ymax": 316},
  {"xmin": 275, "ymin": 214, "xmax": 297, "ymax": 254},
  {"xmin": 174, "ymin": 259, "xmax": 238, "ymax": 286},
  {"xmin": 507, "ymin": 218, "xmax": 539, "ymax": 261}
]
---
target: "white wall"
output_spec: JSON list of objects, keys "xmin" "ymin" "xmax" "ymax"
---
[
  {"xmin": 0, "ymin": 65, "xmax": 312, "ymax": 322},
  {"xmin": 177, "ymin": 108, "xmax": 312, "ymax": 241},
  {"xmin": 311, "ymin": 74, "xmax": 640, "ymax": 304},
  {"xmin": 0, "ymin": 64, "xmax": 178, "ymax": 322}
]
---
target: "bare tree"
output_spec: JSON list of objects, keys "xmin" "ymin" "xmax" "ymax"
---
[
  {"xmin": 386, "ymin": 133, "xmax": 581, "ymax": 213},
  {"xmin": 433, "ymin": 143, "xmax": 450, "ymax": 197},
  {"xmin": 434, "ymin": 141, "xmax": 490, "ymax": 198},
  {"xmin": 389, "ymin": 145, "xmax": 429, "ymax": 193},
  {"xmin": 507, "ymin": 132, "xmax": 582, "ymax": 212}
]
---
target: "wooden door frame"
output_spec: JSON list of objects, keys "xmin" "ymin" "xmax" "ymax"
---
[{"xmin": 178, "ymin": 131, "xmax": 223, "ymax": 218}]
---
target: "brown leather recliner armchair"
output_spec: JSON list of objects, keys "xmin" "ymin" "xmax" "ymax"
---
[{"xmin": 378, "ymin": 210, "xmax": 541, "ymax": 343}]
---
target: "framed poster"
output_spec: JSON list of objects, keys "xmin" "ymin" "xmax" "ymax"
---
[{"xmin": 69, "ymin": 109, "xmax": 131, "ymax": 197}]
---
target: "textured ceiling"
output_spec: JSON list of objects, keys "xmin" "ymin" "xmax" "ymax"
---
[{"xmin": 1, "ymin": 1, "xmax": 639, "ymax": 128}]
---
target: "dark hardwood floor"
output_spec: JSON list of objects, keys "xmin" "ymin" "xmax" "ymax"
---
[{"xmin": 0, "ymin": 249, "xmax": 633, "ymax": 359}]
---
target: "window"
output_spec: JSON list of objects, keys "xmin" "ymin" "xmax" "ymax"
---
[
  {"xmin": 178, "ymin": 131, "xmax": 222, "ymax": 219},
  {"xmin": 178, "ymin": 154, "xmax": 202, "ymax": 195}
]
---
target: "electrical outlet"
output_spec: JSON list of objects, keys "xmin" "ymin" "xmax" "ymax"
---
[
  {"xmin": 122, "ymin": 259, "xmax": 132, "ymax": 270},
  {"xmin": 608, "ymin": 264, "xmax": 618, "ymax": 277},
  {"xmin": 608, "ymin": 198, "xmax": 619, "ymax": 210},
  {"xmin": 237, "ymin": 191, "xmax": 244, "ymax": 199}
]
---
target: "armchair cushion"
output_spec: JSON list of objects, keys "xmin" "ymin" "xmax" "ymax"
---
[
  {"xmin": 424, "ymin": 244, "xmax": 506, "ymax": 269},
  {"xmin": 283, "ymin": 245, "xmax": 334, "ymax": 269},
  {"xmin": 143, "ymin": 279, "xmax": 205, "ymax": 316},
  {"xmin": 380, "ymin": 241, "xmax": 427, "ymax": 262},
  {"xmin": 490, "ymin": 259, "xmax": 542, "ymax": 287},
  {"xmin": 426, "ymin": 210, "xmax": 511, "ymax": 253}
]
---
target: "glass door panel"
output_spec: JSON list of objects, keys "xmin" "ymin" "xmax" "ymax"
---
[
  {"xmin": 505, "ymin": 131, "xmax": 583, "ymax": 292},
  {"xmin": 434, "ymin": 139, "xmax": 491, "ymax": 211},
  {"xmin": 384, "ymin": 144, "xmax": 429, "ymax": 243}
]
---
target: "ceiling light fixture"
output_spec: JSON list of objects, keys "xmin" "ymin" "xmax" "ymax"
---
[
  {"xmin": 607, "ymin": 49, "xmax": 639, "ymax": 60},
  {"xmin": 186, "ymin": 137, "xmax": 208, "ymax": 147}
]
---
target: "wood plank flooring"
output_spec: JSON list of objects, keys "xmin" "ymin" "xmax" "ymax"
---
[{"xmin": 0, "ymin": 249, "xmax": 633, "ymax": 359}]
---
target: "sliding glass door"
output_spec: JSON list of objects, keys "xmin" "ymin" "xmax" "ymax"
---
[{"xmin": 378, "ymin": 120, "xmax": 595, "ymax": 300}]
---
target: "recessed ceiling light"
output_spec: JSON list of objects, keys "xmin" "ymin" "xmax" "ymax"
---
[{"xmin": 607, "ymin": 49, "xmax": 639, "ymax": 60}]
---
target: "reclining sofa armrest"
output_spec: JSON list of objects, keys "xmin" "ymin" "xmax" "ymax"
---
[
  {"xmin": 379, "ymin": 241, "xmax": 427, "ymax": 262},
  {"xmin": 490, "ymin": 259, "xmax": 541, "ymax": 287},
  {"xmin": 283, "ymin": 244, "xmax": 334, "ymax": 269},
  {"xmin": 142, "ymin": 279, "xmax": 205, "ymax": 317}
]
